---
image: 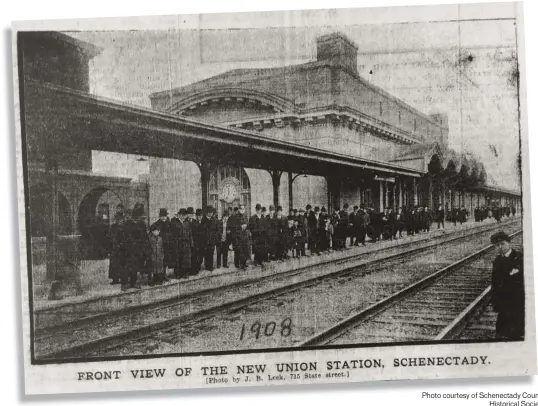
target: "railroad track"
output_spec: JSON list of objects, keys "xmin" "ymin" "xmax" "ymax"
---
[
  {"xmin": 300, "ymin": 231, "xmax": 522, "ymax": 346},
  {"xmin": 37, "ymin": 219, "xmax": 521, "ymax": 360}
]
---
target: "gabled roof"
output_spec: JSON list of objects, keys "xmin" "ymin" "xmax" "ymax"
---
[{"xmin": 390, "ymin": 142, "xmax": 443, "ymax": 162}]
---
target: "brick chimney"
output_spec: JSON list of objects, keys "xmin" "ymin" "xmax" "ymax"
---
[{"xmin": 316, "ymin": 32, "xmax": 358, "ymax": 73}]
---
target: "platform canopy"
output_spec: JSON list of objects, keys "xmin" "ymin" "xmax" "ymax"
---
[{"xmin": 23, "ymin": 79, "xmax": 424, "ymax": 180}]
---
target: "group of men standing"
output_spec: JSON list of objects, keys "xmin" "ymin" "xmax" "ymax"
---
[{"xmin": 107, "ymin": 200, "xmax": 519, "ymax": 289}]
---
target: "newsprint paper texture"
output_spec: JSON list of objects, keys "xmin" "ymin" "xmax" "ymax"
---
[{"xmin": 11, "ymin": 2, "xmax": 537, "ymax": 395}]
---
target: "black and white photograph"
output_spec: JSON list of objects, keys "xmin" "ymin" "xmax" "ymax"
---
[{"xmin": 10, "ymin": 1, "xmax": 536, "ymax": 395}]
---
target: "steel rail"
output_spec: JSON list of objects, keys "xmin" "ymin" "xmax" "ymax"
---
[
  {"xmin": 298, "ymin": 230, "xmax": 522, "ymax": 347},
  {"xmin": 39, "ymin": 222, "xmax": 520, "ymax": 360}
]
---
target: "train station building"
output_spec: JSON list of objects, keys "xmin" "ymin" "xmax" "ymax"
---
[
  {"xmin": 19, "ymin": 30, "xmax": 521, "ymax": 253},
  {"xmin": 148, "ymin": 32, "xmax": 518, "ymax": 218}
]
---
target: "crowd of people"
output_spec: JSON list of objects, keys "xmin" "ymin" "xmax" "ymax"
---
[{"xmin": 106, "ymin": 201, "xmax": 518, "ymax": 290}]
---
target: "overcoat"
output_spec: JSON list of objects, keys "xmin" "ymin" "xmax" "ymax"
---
[
  {"xmin": 170, "ymin": 217, "xmax": 193, "ymax": 269},
  {"xmin": 491, "ymin": 249, "xmax": 524, "ymax": 339},
  {"xmin": 108, "ymin": 222, "xmax": 123, "ymax": 280},
  {"xmin": 150, "ymin": 218, "xmax": 173, "ymax": 268},
  {"xmin": 235, "ymin": 228, "xmax": 252, "ymax": 262}
]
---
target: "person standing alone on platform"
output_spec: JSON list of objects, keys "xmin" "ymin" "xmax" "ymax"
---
[{"xmin": 490, "ymin": 231, "xmax": 524, "ymax": 341}]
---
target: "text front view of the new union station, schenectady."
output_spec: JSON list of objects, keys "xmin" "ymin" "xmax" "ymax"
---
[{"xmin": 20, "ymin": 30, "xmax": 520, "ymax": 254}]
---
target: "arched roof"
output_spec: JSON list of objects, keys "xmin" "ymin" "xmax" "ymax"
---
[{"xmin": 165, "ymin": 87, "xmax": 298, "ymax": 115}]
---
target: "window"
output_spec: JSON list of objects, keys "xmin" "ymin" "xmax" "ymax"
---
[
  {"xmin": 398, "ymin": 110, "xmax": 401, "ymax": 124},
  {"xmin": 379, "ymin": 102, "xmax": 383, "ymax": 115},
  {"xmin": 414, "ymin": 119, "xmax": 417, "ymax": 132}
]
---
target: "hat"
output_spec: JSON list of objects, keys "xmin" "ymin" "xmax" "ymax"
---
[
  {"xmin": 293, "ymin": 208, "xmax": 298, "ymax": 213},
  {"xmin": 178, "ymin": 208, "xmax": 187, "ymax": 215},
  {"xmin": 234, "ymin": 207, "xmax": 239, "ymax": 212},
  {"xmin": 255, "ymin": 203, "xmax": 262, "ymax": 210},
  {"xmin": 343, "ymin": 203, "xmax": 349, "ymax": 209},
  {"xmin": 353, "ymin": 205, "xmax": 358, "ymax": 210},
  {"xmin": 205, "ymin": 205, "xmax": 214, "ymax": 214},
  {"xmin": 261, "ymin": 206, "xmax": 267, "ymax": 212},
  {"xmin": 321, "ymin": 206, "xmax": 327, "ymax": 212},
  {"xmin": 222, "ymin": 209, "xmax": 230, "ymax": 217},
  {"xmin": 159, "ymin": 208, "xmax": 168, "ymax": 217},
  {"xmin": 269, "ymin": 205, "xmax": 275, "ymax": 211},
  {"xmin": 299, "ymin": 208, "xmax": 305, "ymax": 213},
  {"xmin": 277, "ymin": 205, "xmax": 283, "ymax": 212},
  {"xmin": 491, "ymin": 231, "xmax": 511, "ymax": 244},
  {"xmin": 196, "ymin": 209, "xmax": 203, "ymax": 216},
  {"xmin": 314, "ymin": 206, "xmax": 320, "ymax": 212},
  {"xmin": 149, "ymin": 223, "xmax": 159, "ymax": 232},
  {"xmin": 306, "ymin": 204, "xmax": 312, "ymax": 210},
  {"xmin": 187, "ymin": 207, "xmax": 194, "ymax": 215},
  {"xmin": 114, "ymin": 212, "xmax": 124, "ymax": 221}
]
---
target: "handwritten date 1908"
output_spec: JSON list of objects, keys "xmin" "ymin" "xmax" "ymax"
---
[{"xmin": 239, "ymin": 318, "xmax": 292, "ymax": 340}]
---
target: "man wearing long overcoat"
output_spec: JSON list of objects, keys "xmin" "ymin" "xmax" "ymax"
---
[
  {"xmin": 191, "ymin": 209, "xmax": 205, "ymax": 274},
  {"xmin": 490, "ymin": 231, "xmax": 524, "ymax": 340},
  {"xmin": 108, "ymin": 212, "xmax": 124, "ymax": 285},
  {"xmin": 202, "ymin": 206, "xmax": 220, "ymax": 271},
  {"xmin": 150, "ymin": 208, "xmax": 172, "ymax": 272},
  {"xmin": 170, "ymin": 208, "xmax": 193, "ymax": 279},
  {"xmin": 249, "ymin": 204, "xmax": 264, "ymax": 265}
]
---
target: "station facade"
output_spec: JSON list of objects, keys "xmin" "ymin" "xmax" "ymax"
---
[{"xmin": 148, "ymin": 32, "xmax": 519, "ymax": 219}]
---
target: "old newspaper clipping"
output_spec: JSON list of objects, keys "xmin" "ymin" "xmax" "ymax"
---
[{"xmin": 10, "ymin": 2, "xmax": 536, "ymax": 395}]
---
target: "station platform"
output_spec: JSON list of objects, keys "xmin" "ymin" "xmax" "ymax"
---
[{"xmin": 32, "ymin": 216, "xmax": 520, "ymax": 330}]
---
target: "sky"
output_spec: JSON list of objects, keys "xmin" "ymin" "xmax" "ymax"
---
[{"xmin": 72, "ymin": 6, "xmax": 522, "ymax": 190}]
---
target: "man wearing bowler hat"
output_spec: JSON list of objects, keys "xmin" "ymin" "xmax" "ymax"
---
[{"xmin": 490, "ymin": 231, "xmax": 524, "ymax": 340}]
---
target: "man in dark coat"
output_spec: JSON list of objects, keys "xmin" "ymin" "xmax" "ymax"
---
[
  {"xmin": 190, "ymin": 209, "xmax": 205, "ymax": 275},
  {"xmin": 202, "ymin": 206, "xmax": 219, "ymax": 271},
  {"xmin": 231, "ymin": 205, "xmax": 247, "ymax": 267},
  {"xmin": 274, "ymin": 206, "xmax": 287, "ymax": 260},
  {"xmin": 266, "ymin": 205, "xmax": 277, "ymax": 260},
  {"xmin": 131, "ymin": 207, "xmax": 151, "ymax": 281},
  {"xmin": 354, "ymin": 208, "xmax": 367, "ymax": 246},
  {"xmin": 235, "ymin": 219, "xmax": 252, "ymax": 270},
  {"xmin": 307, "ymin": 205, "xmax": 319, "ymax": 254},
  {"xmin": 490, "ymin": 231, "xmax": 524, "ymax": 340},
  {"xmin": 435, "ymin": 205, "xmax": 445, "ymax": 229},
  {"xmin": 170, "ymin": 208, "xmax": 193, "ymax": 279},
  {"xmin": 150, "ymin": 209, "xmax": 172, "ymax": 275},
  {"xmin": 337, "ymin": 203, "xmax": 350, "ymax": 249},
  {"xmin": 108, "ymin": 212, "xmax": 124, "ymax": 285},
  {"xmin": 216, "ymin": 209, "xmax": 232, "ymax": 268},
  {"xmin": 349, "ymin": 206, "xmax": 359, "ymax": 246},
  {"xmin": 259, "ymin": 207, "xmax": 270, "ymax": 263},
  {"xmin": 249, "ymin": 204, "xmax": 264, "ymax": 265}
]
